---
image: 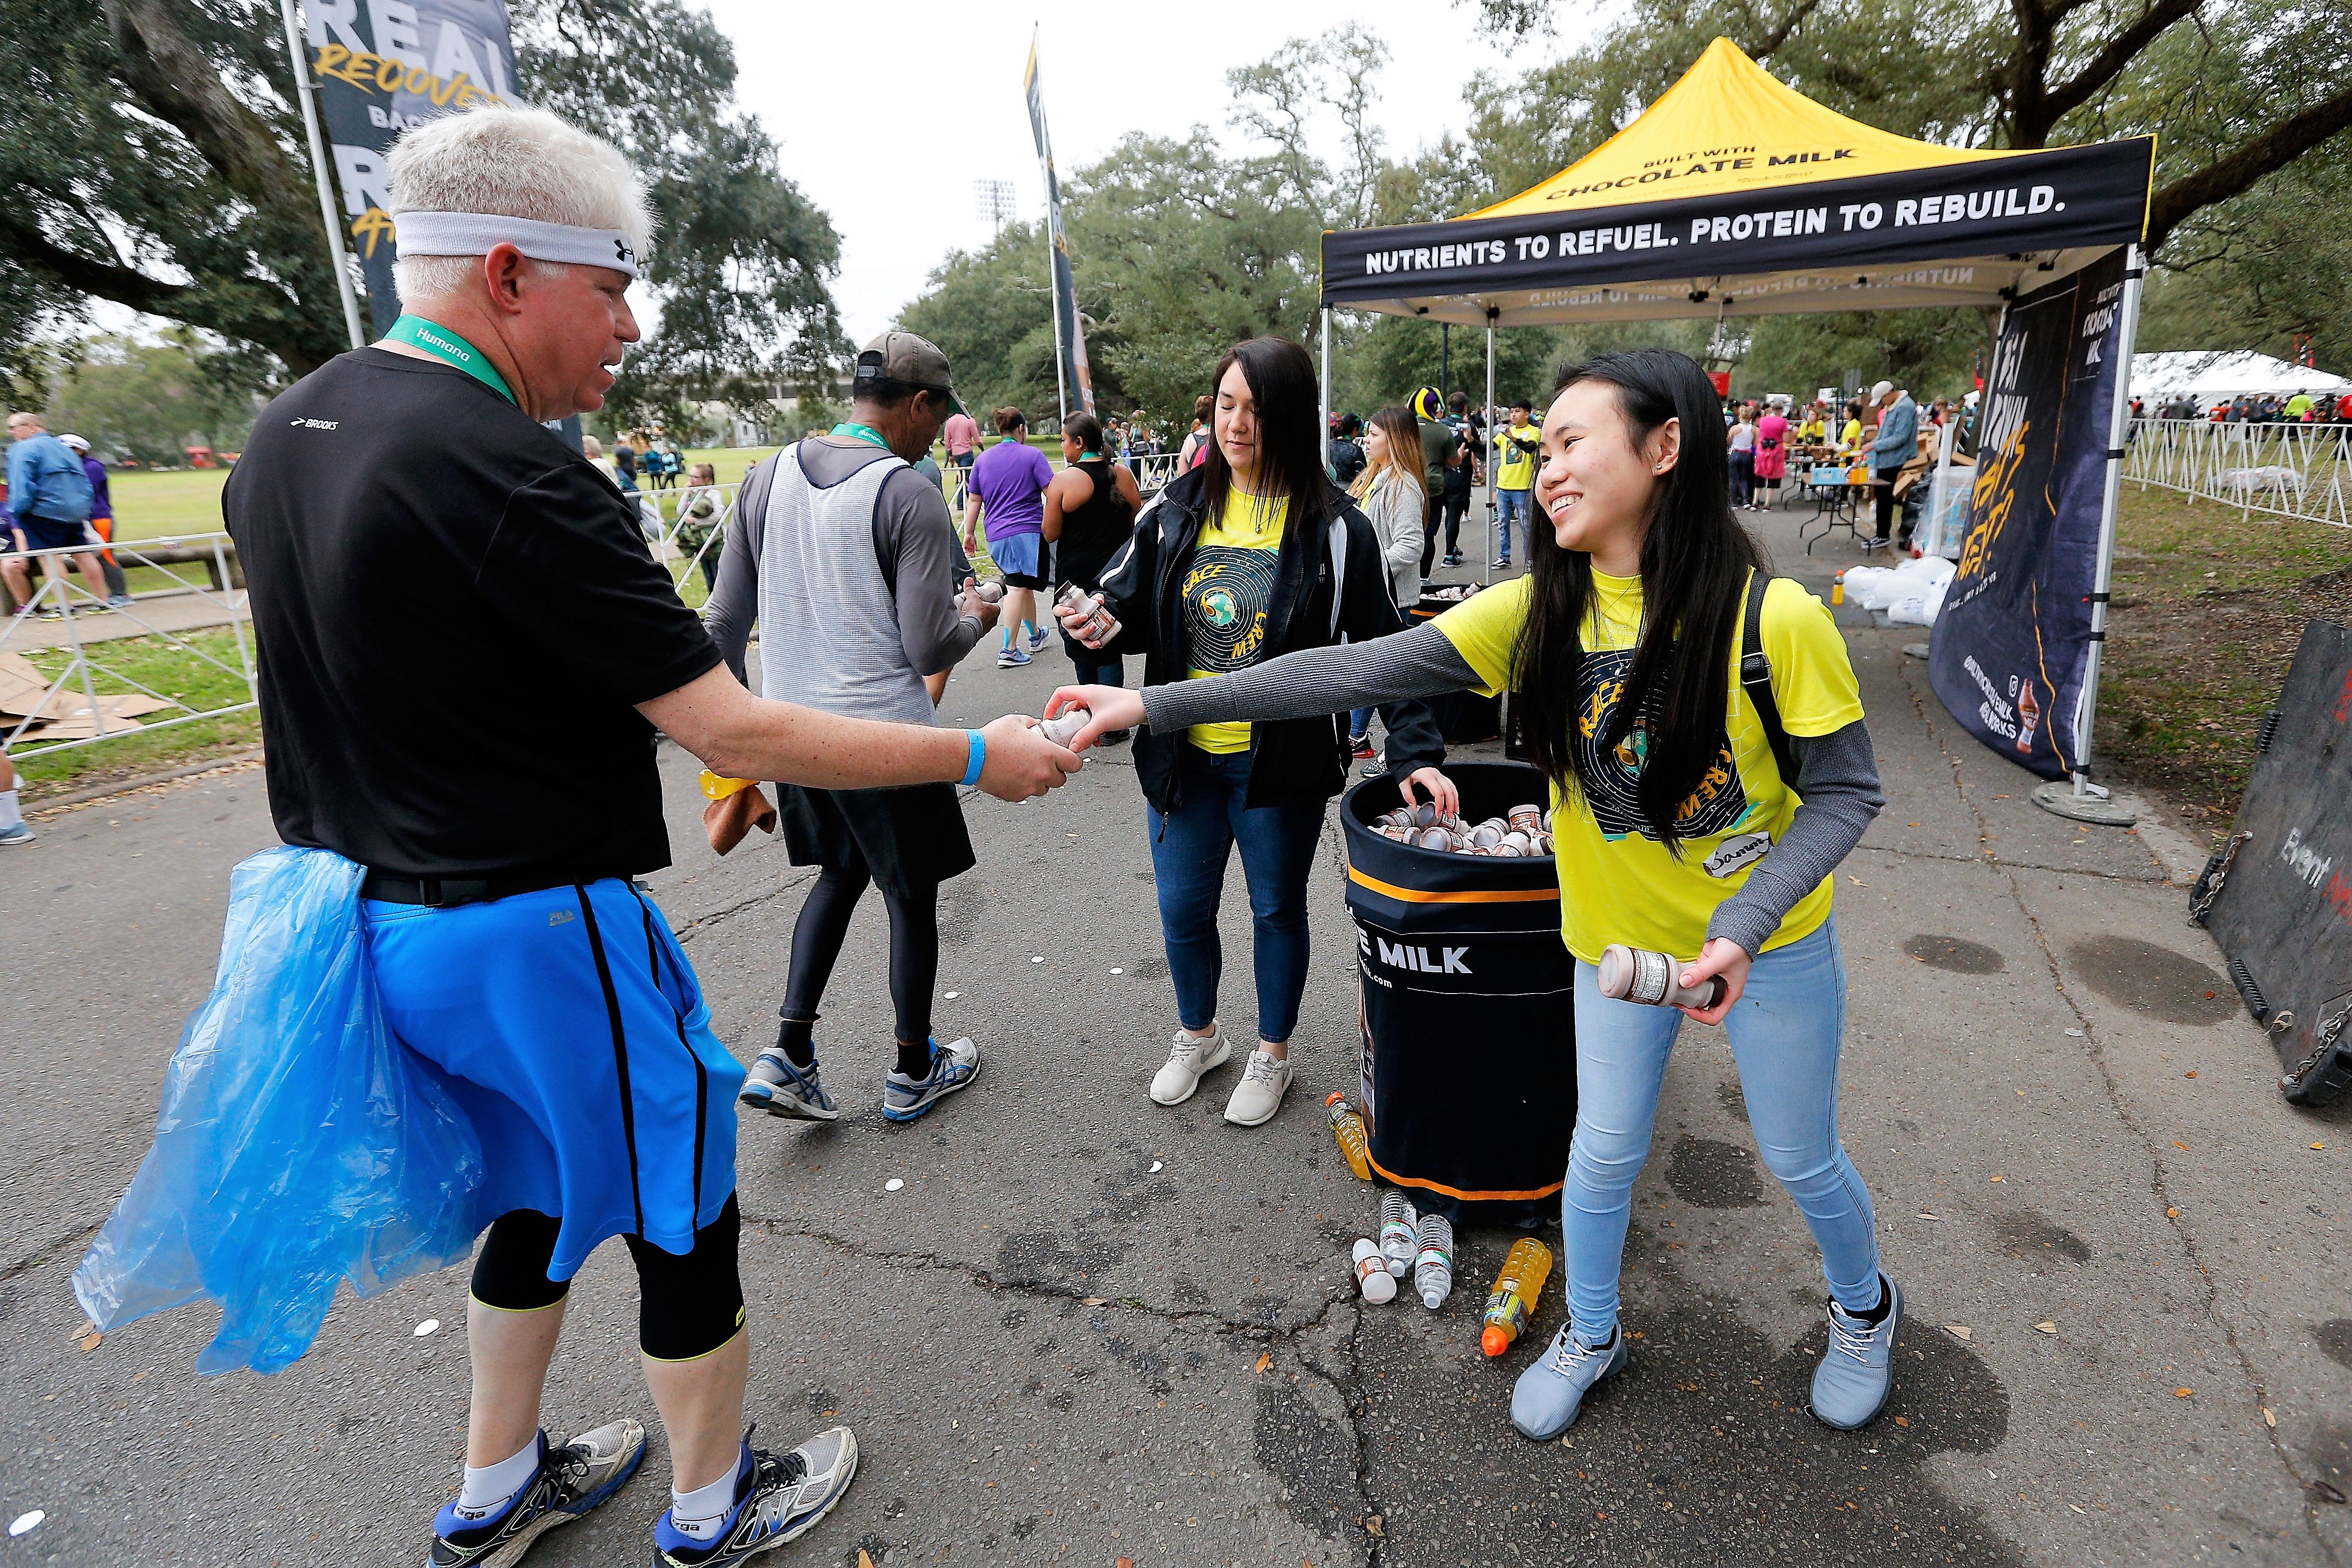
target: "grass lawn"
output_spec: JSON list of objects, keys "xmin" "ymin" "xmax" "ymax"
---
[
  {"xmin": 13, "ymin": 627, "xmax": 260, "ymax": 801},
  {"xmin": 2099, "ymin": 482, "xmax": 2352, "ymax": 837}
]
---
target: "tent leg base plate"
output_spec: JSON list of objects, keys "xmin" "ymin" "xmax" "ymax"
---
[
  {"xmin": 2033, "ymin": 779, "xmax": 2138, "ymax": 827},
  {"xmin": 1902, "ymin": 642, "xmax": 1930, "ymax": 660}
]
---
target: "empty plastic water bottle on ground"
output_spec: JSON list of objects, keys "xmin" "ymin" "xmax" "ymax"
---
[
  {"xmin": 1378, "ymin": 1191, "xmax": 1418, "ymax": 1277},
  {"xmin": 1351, "ymin": 1239, "xmax": 1396, "ymax": 1303},
  {"xmin": 1414, "ymin": 1211, "xmax": 1455, "ymax": 1309},
  {"xmin": 1325, "ymin": 1092, "xmax": 1372, "ymax": 1181},
  {"xmin": 1480, "ymin": 1236, "xmax": 1555, "ymax": 1356}
]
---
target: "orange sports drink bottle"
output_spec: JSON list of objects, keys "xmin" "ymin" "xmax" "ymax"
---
[
  {"xmin": 1480, "ymin": 1237, "xmax": 1555, "ymax": 1356},
  {"xmin": 1324, "ymin": 1093, "xmax": 1373, "ymax": 1181}
]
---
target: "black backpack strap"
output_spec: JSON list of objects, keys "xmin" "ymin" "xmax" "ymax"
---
[{"xmin": 1740, "ymin": 570, "xmax": 1802, "ymax": 787}]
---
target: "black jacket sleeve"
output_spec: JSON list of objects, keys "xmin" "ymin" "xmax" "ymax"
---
[
  {"xmin": 1334, "ymin": 508, "xmax": 1445, "ymax": 775},
  {"xmin": 1087, "ymin": 497, "xmax": 1163, "ymax": 659}
]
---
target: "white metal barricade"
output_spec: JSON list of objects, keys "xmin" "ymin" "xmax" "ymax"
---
[
  {"xmin": 0, "ymin": 533, "xmax": 257, "ymax": 757},
  {"xmin": 2124, "ymin": 418, "xmax": 2352, "ymax": 528}
]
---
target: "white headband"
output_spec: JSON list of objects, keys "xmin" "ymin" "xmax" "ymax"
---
[{"xmin": 393, "ymin": 211, "xmax": 640, "ymax": 279}]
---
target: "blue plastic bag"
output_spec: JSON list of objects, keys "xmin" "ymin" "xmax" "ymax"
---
[{"xmin": 73, "ymin": 847, "xmax": 483, "ymax": 1374}]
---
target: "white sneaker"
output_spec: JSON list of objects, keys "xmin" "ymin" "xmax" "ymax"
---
[
  {"xmin": 1150, "ymin": 1024, "xmax": 1231, "ymax": 1106},
  {"xmin": 1223, "ymin": 1049, "xmax": 1293, "ymax": 1127}
]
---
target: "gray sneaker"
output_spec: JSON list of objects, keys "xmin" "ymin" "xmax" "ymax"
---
[
  {"xmin": 1510, "ymin": 1324, "xmax": 1628, "ymax": 1439},
  {"xmin": 1811, "ymin": 1275, "xmax": 1900, "ymax": 1429},
  {"xmin": 738, "ymin": 1051, "xmax": 838, "ymax": 1122}
]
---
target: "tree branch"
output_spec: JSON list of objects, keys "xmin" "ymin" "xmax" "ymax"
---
[
  {"xmin": 1753, "ymin": 0, "xmax": 1824, "ymax": 61},
  {"xmin": 101, "ymin": 0, "xmax": 308, "ymax": 202},
  {"xmin": 2039, "ymin": 0, "xmax": 2200, "ymax": 128},
  {"xmin": 0, "ymin": 210, "xmax": 193, "ymax": 317},
  {"xmin": 2147, "ymin": 84, "xmax": 2352, "ymax": 250}
]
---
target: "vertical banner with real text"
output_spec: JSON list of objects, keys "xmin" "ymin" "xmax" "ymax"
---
[
  {"xmin": 1023, "ymin": 32, "xmax": 1095, "ymax": 420},
  {"xmin": 301, "ymin": 0, "xmax": 518, "ymax": 337},
  {"xmin": 1928, "ymin": 247, "xmax": 2130, "ymax": 779}
]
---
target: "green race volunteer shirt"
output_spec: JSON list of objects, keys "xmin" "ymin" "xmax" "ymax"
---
[
  {"xmin": 224, "ymin": 346, "xmax": 720, "ymax": 882},
  {"xmin": 1432, "ymin": 570, "xmax": 1863, "ymax": 963}
]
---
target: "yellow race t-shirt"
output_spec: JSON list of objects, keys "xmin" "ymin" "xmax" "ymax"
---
[
  {"xmin": 1432, "ymin": 569, "xmax": 1863, "ymax": 964},
  {"xmin": 1184, "ymin": 488, "xmax": 1288, "ymax": 753},
  {"xmin": 1495, "ymin": 421, "xmax": 1540, "ymax": 490}
]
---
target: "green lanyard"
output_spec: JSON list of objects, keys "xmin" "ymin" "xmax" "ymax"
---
[
  {"xmin": 830, "ymin": 422, "xmax": 893, "ymax": 452},
  {"xmin": 381, "ymin": 315, "xmax": 515, "ymax": 404}
]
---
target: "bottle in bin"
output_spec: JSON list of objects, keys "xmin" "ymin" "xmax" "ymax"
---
[
  {"xmin": 1480, "ymin": 1237, "xmax": 1555, "ymax": 1356},
  {"xmin": 1325, "ymin": 1092, "xmax": 1372, "ymax": 1181}
]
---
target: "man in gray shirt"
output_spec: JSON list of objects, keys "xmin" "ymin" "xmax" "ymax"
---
[{"xmin": 702, "ymin": 331, "xmax": 1000, "ymax": 1125}]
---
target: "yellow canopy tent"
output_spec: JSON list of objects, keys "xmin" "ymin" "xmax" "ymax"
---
[
  {"xmin": 1314, "ymin": 38, "xmax": 2158, "ymax": 823},
  {"xmin": 1319, "ymin": 37, "xmax": 2153, "ymax": 326}
]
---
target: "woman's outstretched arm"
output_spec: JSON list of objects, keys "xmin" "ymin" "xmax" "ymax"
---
[{"xmin": 1078, "ymin": 620, "xmax": 1482, "ymax": 740}]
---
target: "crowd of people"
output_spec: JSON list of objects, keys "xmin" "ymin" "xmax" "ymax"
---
[
  {"xmin": 2142, "ymin": 389, "xmax": 2352, "ymax": 422},
  {"xmin": 68, "ymin": 97, "xmax": 1917, "ymax": 1568}
]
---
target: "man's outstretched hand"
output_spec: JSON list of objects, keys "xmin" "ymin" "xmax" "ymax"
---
[
  {"xmin": 1044, "ymin": 685, "xmax": 1145, "ymax": 749},
  {"xmin": 977, "ymin": 713, "xmax": 1083, "ymax": 799}
]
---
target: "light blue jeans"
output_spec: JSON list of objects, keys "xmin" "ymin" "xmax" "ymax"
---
[
  {"xmin": 1496, "ymin": 486, "xmax": 1533, "ymax": 560},
  {"xmin": 1562, "ymin": 917, "xmax": 1879, "ymax": 1338}
]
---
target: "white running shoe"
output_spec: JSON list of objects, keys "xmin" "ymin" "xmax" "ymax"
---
[
  {"xmin": 1150, "ymin": 1024, "xmax": 1230, "ymax": 1106},
  {"xmin": 1223, "ymin": 1049, "xmax": 1293, "ymax": 1127}
]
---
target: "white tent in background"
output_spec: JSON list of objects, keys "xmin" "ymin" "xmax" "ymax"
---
[{"xmin": 2130, "ymin": 351, "xmax": 2349, "ymax": 403}]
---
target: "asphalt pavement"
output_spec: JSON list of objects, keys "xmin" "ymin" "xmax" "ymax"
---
[{"xmin": 2, "ymin": 511, "xmax": 2348, "ymax": 1568}]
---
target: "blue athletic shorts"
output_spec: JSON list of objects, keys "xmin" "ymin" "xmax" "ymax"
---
[
  {"xmin": 15, "ymin": 514, "xmax": 91, "ymax": 553},
  {"xmin": 363, "ymin": 877, "xmax": 742, "ymax": 1279}
]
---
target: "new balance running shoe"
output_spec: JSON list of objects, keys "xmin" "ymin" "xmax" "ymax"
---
[
  {"xmin": 882, "ymin": 1036, "xmax": 980, "ymax": 1122},
  {"xmin": 428, "ymin": 1420, "xmax": 646, "ymax": 1567},
  {"xmin": 650, "ymin": 1425, "xmax": 858, "ymax": 1567},
  {"xmin": 738, "ymin": 1051, "xmax": 839, "ymax": 1122}
]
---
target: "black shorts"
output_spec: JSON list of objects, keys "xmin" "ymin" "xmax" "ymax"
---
[
  {"xmin": 776, "ymin": 780, "xmax": 974, "ymax": 898},
  {"xmin": 1001, "ymin": 570, "xmax": 1050, "ymax": 590}
]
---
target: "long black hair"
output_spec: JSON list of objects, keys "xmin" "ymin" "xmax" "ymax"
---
[
  {"xmin": 1512, "ymin": 348, "xmax": 1765, "ymax": 850},
  {"xmin": 1198, "ymin": 336, "xmax": 1339, "ymax": 536}
]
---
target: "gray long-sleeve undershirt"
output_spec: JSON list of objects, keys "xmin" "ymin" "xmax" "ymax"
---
[
  {"xmin": 1141, "ymin": 620, "xmax": 1886, "ymax": 955},
  {"xmin": 701, "ymin": 440, "xmax": 982, "ymax": 686}
]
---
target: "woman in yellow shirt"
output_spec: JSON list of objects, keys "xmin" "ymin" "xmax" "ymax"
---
[{"xmin": 1055, "ymin": 349, "xmax": 1900, "ymax": 1442}]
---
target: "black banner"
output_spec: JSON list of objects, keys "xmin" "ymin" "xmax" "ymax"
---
[
  {"xmin": 1320, "ymin": 139, "xmax": 2151, "ymax": 307},
  {"xmin": 302, "ymin": 0, "xmax": 518, "ymax": 336},
  {"xmin": 1928, "ymin": 247, "xmax": 2131, "ymax": 777}
]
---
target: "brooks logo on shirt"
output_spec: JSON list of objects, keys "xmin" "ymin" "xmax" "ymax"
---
[{"xmin": 290, "ymin": 417, "xmax": 338, "ymax": 430}]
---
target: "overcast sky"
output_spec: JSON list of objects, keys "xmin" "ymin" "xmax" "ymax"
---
[{"xmin": 702, "ymin": 1, "xmax": 1538, "ymax": 346}]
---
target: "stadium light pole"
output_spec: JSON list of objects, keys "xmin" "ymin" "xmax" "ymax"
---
[{"xmin": 277, "ymin": 0, "xmax": 365, "ymax": 349}]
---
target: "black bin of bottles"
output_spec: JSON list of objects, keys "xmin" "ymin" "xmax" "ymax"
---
[{"xmin": 1341, "ymin": 760, "xmax": 1575, "ymax": 1222}]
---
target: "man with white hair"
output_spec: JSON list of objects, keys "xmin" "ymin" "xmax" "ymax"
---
[
  {"xmin": 3, "ymin": 411, "xmax": 108, "ymax": 618},
  {"xmin": 224, "ymin": 103, "xmax": 1079, "ymax": 1568}
]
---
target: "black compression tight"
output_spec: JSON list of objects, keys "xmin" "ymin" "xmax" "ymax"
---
[
  {"xmin": 470, "ymin": 1196, "xmax": 745, "ymax": 1361},
  {"xmin": 778, "ymin": 865, "xmax": 939, "ymax": 1067}
]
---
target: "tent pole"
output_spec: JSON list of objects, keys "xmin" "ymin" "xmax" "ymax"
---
[
  {"xmin": 1485, "ymin": 312, "xmax": 1497, "ymax": 573},
  {"xmin": 277, "ymin": 0, "xmax": 365, "ymax": 349},
  {"xmin": 1319, "ymin": 308, "xmax": 1332, "ymax": 471},
  {"xmin": 2036, "ymin": 242, "xmax": 2144, "ymax": 827}
]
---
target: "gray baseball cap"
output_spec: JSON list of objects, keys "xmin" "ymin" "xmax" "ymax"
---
[{"xmin": 855, "ymin": 330, "xmax": 965, "ymax": 416}]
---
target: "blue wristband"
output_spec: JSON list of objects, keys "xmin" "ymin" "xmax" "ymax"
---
[{"xmin": 959, "ymin": 728, "xmax": 986, "ymax": 788}]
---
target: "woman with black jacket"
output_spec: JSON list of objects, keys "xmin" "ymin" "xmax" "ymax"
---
[{"xmin": 1062, "ymin": 337, "xmax": 1448, "ymax": 1128}]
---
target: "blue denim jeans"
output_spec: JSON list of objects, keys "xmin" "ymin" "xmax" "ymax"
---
[
  {"xmin": 1562, "ymin": 918, "xmax": 1879, "ymax": 1338},
  {"xmin": 1496, "ymin": 486, "xmax": 1532, "ymax": 560},
  {"xmin": 1146, "ymin": 745, "xmax": 1326, "ymax": 1042}
]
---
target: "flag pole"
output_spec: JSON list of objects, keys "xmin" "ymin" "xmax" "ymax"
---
[
  {"xmin": 277, "ymin": 0, "xmax": 365, "ymax": 349},
  {"xmin": 2034, "ymin": 242, "xmax": 2145, "ymax": 828}
]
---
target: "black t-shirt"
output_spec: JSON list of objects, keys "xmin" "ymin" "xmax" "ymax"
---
[{"xmin": 224, "ymin": 347, "xmax": 721, "ymax": 881}]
